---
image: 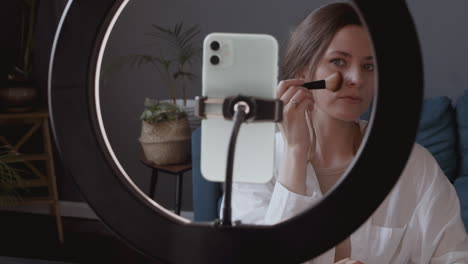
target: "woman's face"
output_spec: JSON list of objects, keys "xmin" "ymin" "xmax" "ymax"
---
[{"xmin": 306, "ymin": 25, "xmax": 375, "ymax": 122}]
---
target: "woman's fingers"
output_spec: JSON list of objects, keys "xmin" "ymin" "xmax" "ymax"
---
[
  {"xmin": 281, "ymin": 86, "xmax": 300, "ymax": 106},
  {"xmin": 283, "ymin": 87, "xmax": 314, "ymax": 108},
  {"xmin": 296, "ymin": 96, "xmax": 314, "ymax": 112},
  {"xmin": 276, "ymin": 79, "xmax": 315, "ymax": 153},
  {"xmin": 283, "ymin": 95, "xmax": 314, "ymax": 121},
  {"xmin": 292, "ymin": 87, "xmax": 315, "ymax": 102},
  {"xmin": 334, "ymin": 258, "xmax": 364, "ymax": 264},
  {"xmin": 277, "ymin": 79, "xmax": 307, "ymax": 98}
]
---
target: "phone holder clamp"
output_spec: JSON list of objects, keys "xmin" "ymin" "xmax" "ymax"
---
[{"xmin": 195, "ymin": 95, "xmax": 283, "ymax": 122}]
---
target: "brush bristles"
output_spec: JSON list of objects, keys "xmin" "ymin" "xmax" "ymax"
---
[{"xmin": 325, "ymin": 72, "xmax": 343, "ymax": 92}]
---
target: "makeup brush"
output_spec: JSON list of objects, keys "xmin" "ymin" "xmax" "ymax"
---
[{"xmin": 302, "ymin": 72, "xmax": 342, "ymax": 92}]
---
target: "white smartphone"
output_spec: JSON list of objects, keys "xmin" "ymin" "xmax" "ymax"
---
[{"xmin": 201, "ymin": 33, "xmax": 279, "ymax": 183}]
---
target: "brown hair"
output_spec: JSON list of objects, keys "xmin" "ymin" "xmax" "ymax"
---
[{"xmin": 281, "ymin": 2, "xmax": 362, "ymax": 80}]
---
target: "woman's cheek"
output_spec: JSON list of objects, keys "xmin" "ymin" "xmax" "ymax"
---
[
  {"xmin": 312, "ymin": 91, "xmax": 334, "ymax": 108},
  {"xmin": 314, "ymin": 63, "xmax": 336, "ymax": 80},
  {"xmin": 312, "ymin": 90, "xmax": 328, "ymax": 100}
]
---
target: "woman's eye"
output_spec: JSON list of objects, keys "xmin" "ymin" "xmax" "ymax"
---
[
  {"xmin": 330, "ymin": 58, "xmax": 345, "ymax": 67},
  {"xmin": 363, "ymin": 63, "xmax": 374, "ymax": 71}
]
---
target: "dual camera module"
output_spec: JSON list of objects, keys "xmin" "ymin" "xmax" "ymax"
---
[{"xmin": 210, "ymin": 41, "xmax": 220, "ymax": 65}]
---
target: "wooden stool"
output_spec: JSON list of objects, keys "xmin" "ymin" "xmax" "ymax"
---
[
  {"xmin": 0, "ymin": 108, "xmax": 64, "ymax": 243},
  {"xmin": 140, "ymin": 155, "xmax": 192, "ymax": 215}
]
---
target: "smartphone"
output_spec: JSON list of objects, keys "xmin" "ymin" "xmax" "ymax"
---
[{"xmin": 201, "ymin": 33, "xmax": 278, "ymax": 183}]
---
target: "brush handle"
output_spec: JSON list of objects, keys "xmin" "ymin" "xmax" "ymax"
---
[{"xmin": 302, "ymin": 80, "xmax": 326, "ymax": 90}]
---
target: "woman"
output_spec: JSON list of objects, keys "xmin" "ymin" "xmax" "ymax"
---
[{"xmin": 227, "ymin": 2, "xmax": 468, "ymax": 264}]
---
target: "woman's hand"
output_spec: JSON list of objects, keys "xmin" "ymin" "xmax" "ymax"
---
[
  {"xmin": 276, "ymin": 79, "xmax": 315, "ymax": 156},
  {"xmin": 275, "ymin": 79, "xmax": 315, "ymax": 195},
  {"xmin": 334, "ymin": 258, "xmax": 365, "ymax": 264}
]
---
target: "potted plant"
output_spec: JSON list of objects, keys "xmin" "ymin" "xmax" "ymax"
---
[
  {"xmin": 0, "ymin": 146, "xmax": 24, "ymax": 206},
  {"xmin": 139, "ymin": 98, "xmax": 191, "ymax": 165},
  {"xmin": 0, "ymin": 0, "xmax": 38, "ymax": 112},
  {"xmin": 103, "ymin": 21, "xmax": 203, "ymax": 130}
]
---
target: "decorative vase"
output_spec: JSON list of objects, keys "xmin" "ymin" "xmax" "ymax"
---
[
  {"xmin": 139, "ymin": 117, "xmax": 191, "ymax": 165},
  {"xmin": 0, "ymin": 81, "xmax": 37, "ymax": 112}
]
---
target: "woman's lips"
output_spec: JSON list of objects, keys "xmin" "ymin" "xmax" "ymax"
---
[{"xmin": 339, "ymin": 96, "xmax": 362, "ymax": 104}]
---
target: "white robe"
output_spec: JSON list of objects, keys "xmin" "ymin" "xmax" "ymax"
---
[{"xmin": 226, "ymin": 120, "xmax": 468, "ymax": 264}]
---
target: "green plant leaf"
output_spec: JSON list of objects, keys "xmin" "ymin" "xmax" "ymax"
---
[
  {"xmin": 178, "ymin": 25, "xmax": 201, "ymax": 49},
  {"xmin": 108, "ymin": 21, "xmax": 202, "ymax": 103},
  {"xmin": 140, "ymin": 100, "xmax": 186, "ymax": 123},
  {"xmin": 23, "ymin": 0, "xmax": 36, "ymax": 8},
  {"xmin": 173, "ymin": 71, "xmax": 197, "ymax": 80},
  {"xmin": 0, "ymin": 145, "xmax": 26, "ymax": 204},
  {"xmin": 174, "ymin": 22, "xmax": 183, "ymax": 36},
  {"xmin": 147, "ymin": 24, "xmax": 180, "ymax": 48}
]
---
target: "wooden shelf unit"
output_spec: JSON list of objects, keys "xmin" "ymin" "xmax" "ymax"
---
[{"xmin": 0, "ymin": 108, "xmax": 64, "ymax": 243}]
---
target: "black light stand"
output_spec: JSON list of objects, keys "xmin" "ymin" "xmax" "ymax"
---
[
  {"xmin": 195, "ymin": 95, "xmax": 283, "ymax": 227},
  {"xmin": 51, "ymin": 0, "xmax": 423, "ymax": 261}
]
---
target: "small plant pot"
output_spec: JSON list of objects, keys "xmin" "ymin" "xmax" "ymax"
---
[
  {"xmin": 161, "ymin": 99, "xmax": 201, "ymax": 131},
  {"xmin": 0, "ymin": 81, "xmax": 37, "ymax": 112},
  {"xmin": 139, "ymin": 118, "xmax": 191, "ymax": 165}
]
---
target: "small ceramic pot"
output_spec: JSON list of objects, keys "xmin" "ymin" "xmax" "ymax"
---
[
  {"xmin": 0, "ymin": 82, "xmax": 37, "ymax": 112},
  {"xmin": 139, "ymin": 118, "xmax": 192, "ymax": 165}
]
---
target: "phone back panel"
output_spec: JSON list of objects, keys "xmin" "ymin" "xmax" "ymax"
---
[{"xmin": 201, "ymin": 33, "xmax": 278, "ymax": 183}]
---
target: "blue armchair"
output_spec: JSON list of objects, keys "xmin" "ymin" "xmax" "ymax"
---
[{"xmin": 191, "ymin": 127, "xmax": 222, "ymax": 221}]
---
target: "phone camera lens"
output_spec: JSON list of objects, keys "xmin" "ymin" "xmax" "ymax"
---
[
  {"xmin": 210, "ymin": 55, "xmax": 220, "ymax": 65},
  {"xmin": 210, "ymin": 41, "xmax": 220, "ymax": 51}
]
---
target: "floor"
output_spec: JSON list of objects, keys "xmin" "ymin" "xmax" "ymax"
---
[{"xmin": 0, "ymin": 211, "xmax": 160, "ymax": 264}]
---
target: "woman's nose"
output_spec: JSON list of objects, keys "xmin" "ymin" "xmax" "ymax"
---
[{"xmin": 343, "ymin": 66, "xmax": 364, "ymax": 88}]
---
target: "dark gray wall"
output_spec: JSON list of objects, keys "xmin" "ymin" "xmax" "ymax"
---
[
  {"xmin": 407, "ymin": 0, "xmax": 468, "ymax": 101},
  {"xmin": 0, "ymin": 1, "xmax": 22, "ymax": 81},
  {"xmin": 99, "ymin": 0, "xmax": 468, "ymax": 213}
]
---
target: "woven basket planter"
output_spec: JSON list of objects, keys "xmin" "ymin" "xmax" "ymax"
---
[{"xmin": 139, "ymin": 117, "xmax": 191, "ymax": 165}]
